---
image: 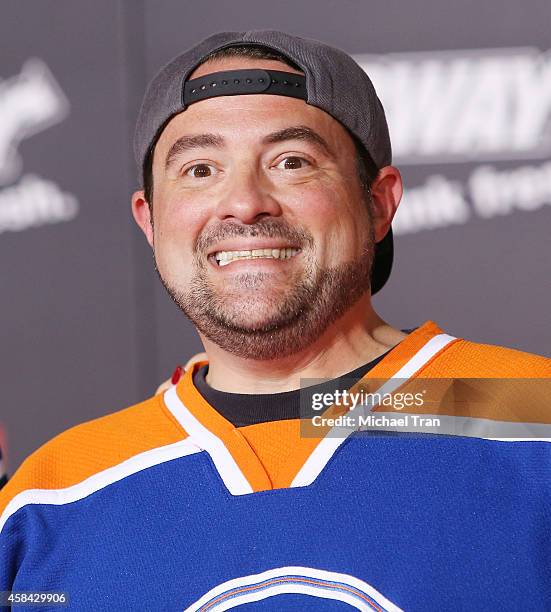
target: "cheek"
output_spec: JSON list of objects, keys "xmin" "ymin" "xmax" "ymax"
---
[
  {"xmin": 155, "ymin": 190, "xmax": 208, "ymax": 231},
  {"xmin": 287, "ymin": 183, "xmax": 368, "ymax": 256},
  {"xmin": 153, "ymin": 196, "xmax": 208, "ymax": 271},
  {"xmin": 283, "ymin": 182, "xmax": 341, "ymax": 225}
]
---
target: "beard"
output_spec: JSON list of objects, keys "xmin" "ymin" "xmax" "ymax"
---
[{"xmin": 155, "ymin": 219, "xmax": 374, "ymax": 360}]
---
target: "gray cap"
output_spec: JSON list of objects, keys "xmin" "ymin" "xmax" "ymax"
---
[{"xmin": 134, "ymin": 30, "xmax": 394, "ymax": 294}]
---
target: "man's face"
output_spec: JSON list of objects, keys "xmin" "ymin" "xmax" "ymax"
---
[{"xmin": 140, "ymin": 57, "xmax": 376, "ymax": 359}]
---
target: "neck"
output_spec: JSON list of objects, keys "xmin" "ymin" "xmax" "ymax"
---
[{"xmin": 198, "ymin": 295, "xmax": 406, "ymax": 394}]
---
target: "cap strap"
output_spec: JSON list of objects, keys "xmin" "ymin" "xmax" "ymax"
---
[{"xmin": 183, "ymin": 69, "xmax": 307, "ymax": 106}]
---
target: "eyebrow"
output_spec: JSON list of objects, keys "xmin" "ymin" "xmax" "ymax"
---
[
  {"xmin": 164, "ymin": 125, "xmax": 334, "ymax": 170},
  {"xmin": 262, "ymin": 126, "xmax": 334, "ymax": 158},
  {"xmin": 165, "ymin": 133, "xmax": 224, "ymax": 170}
]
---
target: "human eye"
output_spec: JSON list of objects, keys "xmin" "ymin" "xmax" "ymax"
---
[
  {"xmin": 183, "ymin": 163, "xmax": 218, "ymax": 179},
  {"xmin": 274, "ymin": 156, "xmax": 312, "ymax": 171}
]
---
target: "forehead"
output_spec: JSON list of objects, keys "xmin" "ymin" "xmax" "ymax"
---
[
  {"xmin": 154, "ymin": 57, "xmax": 354, "ymax": 157},
  {"xmin": 189, "ymin": 56, "xmax": 303, "ymax": 80}
]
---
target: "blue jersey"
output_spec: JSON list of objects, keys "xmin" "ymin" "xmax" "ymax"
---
[{"xmin": 1, "ymin": 322, "xmax": 550, "ymax": 610}]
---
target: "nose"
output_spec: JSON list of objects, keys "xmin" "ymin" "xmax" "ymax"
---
[{"xmin": 214, "ymin": 167, "xmax": 283, "ymax": 224}]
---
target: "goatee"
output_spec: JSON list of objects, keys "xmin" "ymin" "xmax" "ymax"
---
[{"xmin": 155, "ymin": 220, "xmax": 374, "ymax": 360}]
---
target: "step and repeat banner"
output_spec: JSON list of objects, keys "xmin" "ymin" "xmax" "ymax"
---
[{"xmin": 1, "ymin": 0, "xmax": 549, "ymax": 474}]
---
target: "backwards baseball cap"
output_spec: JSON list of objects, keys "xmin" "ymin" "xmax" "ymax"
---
[{"xmin": 134, "ymin": 30, "xmax": 394, "ymax": 294}]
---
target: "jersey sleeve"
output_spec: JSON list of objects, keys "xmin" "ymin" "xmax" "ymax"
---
[{"xmin": 0, "ymin": 395, "xmax": 186, "ymax": 590}]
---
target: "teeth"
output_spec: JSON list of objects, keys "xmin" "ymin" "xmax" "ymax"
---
[{"xmin": 214, "ymin": 248, "xmax": 300, "ymax": 266}]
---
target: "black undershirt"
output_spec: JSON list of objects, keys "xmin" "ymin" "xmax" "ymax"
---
[{"xmin": 193, "ymin": 329, "xmax": 415, "ymax": 427}]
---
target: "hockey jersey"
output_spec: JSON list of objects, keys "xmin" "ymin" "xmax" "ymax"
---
[{"xmin": 1, "ymin": 321, "xmax": 551, "ymax": 611}]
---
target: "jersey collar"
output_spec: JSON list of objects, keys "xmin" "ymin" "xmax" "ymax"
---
[{"xmin": 163, "ymin": 321, "xmax": 457, "ymax": 495}]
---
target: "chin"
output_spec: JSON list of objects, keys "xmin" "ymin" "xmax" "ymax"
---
[{"xmin": 218, "ymin": 304, "xmax": 285, "ymax": 330}]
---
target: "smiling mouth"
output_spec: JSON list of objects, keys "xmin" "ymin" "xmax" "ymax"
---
[{"xmin": 211, "ymin": 248, "xmax": 301, "ymax": 267}]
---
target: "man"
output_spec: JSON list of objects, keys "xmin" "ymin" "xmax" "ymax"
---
[{"xmin": 1, "ymin": 31, "xmax": 550, "ymax": 611}]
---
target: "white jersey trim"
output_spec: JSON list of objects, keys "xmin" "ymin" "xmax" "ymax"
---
[
  {"xmin": 0, "ymin": 438, "xmax": 201, "ymax": 535},
  {"xmin": 337, "ymin": 411, "xmax": 551, "ymax": 441},
  {"xmin": 483, "ymin": 437, "xmax": 551, "ymax": 442},
  {"xmin": 291, "ymin": 333, "xmax": 457, "ymax": 488},
  {"xmin": 184, "ymin": 565, "xmax": 404, "ymax": 612},
  {"xmin": 163, "ymin": 386, "xmax": 254, "ymax": 496}
]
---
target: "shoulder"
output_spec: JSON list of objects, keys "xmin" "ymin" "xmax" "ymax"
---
[
  {"xmin": 0, "ymin": 393, "xmax": 188, "ymax": 518},
  {"xmin": 383, "ymin": 321, "xmax": 550, "ymax": 378},
  {"xmin": 414, "ymin": 330, "xmax": 551, "ymax": 425},
  {"xmin": 429, "ymin": 335, "xmax": 551, "ymax": 378}
]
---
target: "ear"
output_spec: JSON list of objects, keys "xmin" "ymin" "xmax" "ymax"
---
[
  {"xmin": 131, "ymin": 190, "xmax": 154, "ymax": 248},
  {"xmin": 370, "ymin": 166, "xmax": 403, "ymax": 243}
]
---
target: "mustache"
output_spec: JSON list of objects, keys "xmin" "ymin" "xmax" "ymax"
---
[{"xmin": 195, "ymin": 218, "xmax": 314, "ymax": 254}]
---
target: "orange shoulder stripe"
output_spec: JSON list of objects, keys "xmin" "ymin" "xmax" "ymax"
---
[
  {"xmin": 0, "ymin": 395, "xmax": 186, "ymax": 515},
  {"xmin": 420, "ymin": 339, "xmax": 551, "ymax": 378}
]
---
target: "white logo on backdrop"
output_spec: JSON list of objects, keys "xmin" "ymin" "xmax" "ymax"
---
[
  {"xmin": 0, "ymin": 59, "xmax": 78, "ymax": 235},
  {"xmin": 356, "ymin": 48, "xmax": 551, "ymax": 234}
]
